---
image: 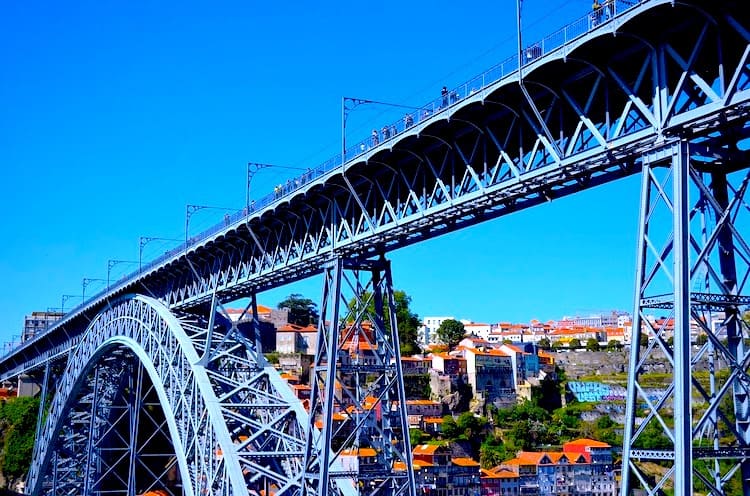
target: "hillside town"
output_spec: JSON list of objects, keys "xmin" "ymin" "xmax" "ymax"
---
[
  {"xmin": 221, "ymin": 300, "xmax": 714, "ymax": 496},
  {"xmin": 3, "ymin": 300, "xmax": 722, "ymax": 495}
]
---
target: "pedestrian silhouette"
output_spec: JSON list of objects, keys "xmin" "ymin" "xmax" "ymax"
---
[
  {"xmin": 441, "ymin": 86, "xmax": 448, "ymax": 108},
  {"xmin": 591, "ymin": 0, "xmax": 602, "ymax": 26}
]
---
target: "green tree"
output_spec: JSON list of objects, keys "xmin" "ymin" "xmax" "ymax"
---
[
  {"xmin": 392, "ymin": 290, "xmax": 421, "ymax": 355},
  {"xmin": 640, "ymin": 332, "xmax": 649, "ymax": 347},
  {"xmin": 346, "ymin": 289, "xmax": 421, "ymax": 356},
  {"xmin": 441, "ymin": 415, "xmax": 459, "ymax": 439},
  {"xmin": 436, "ymin": 319, "xmax": 466, "ymax": 349},
  {"xmin": 568, "ymin": 338, "xmax": 581, "ymax": 349},
  {"xmin": 264, "ymin": 352, "xmax": 279, "ymax": 364},
  {"xmin": 409, "ymin": 428, "xmax": 431, "ymax": 446},
  {"xmin": 0, "ymin": 396, "xmax": 40, "ymax": 481},
  {"xmin": 277, "ymin": 293, "xmax": 318, "ymax": 326},
  {"xmin": 480, "ymin": 434, "xmax": 509, "ymax": 468},
  {"xmin": 606, "ymin": 340, "xmax": 622, "ymax": 351},
  {"xmin": 538, "ymin": 338, "xmax": 551, "ymax": 349},
  {"xmin": 552, "ymin": 341, "xmax": 564, "ymax": 351},
  {"xmin": 695, "ymin": 333, "xmax": 708, "ymax": 345},
  {"xmin": 585, "ymin": 338, "xmax": 600, "ymax": 352}
]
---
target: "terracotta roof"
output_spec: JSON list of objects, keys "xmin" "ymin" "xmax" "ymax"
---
[
  {"xmin": 564, "ymin": 438, "xmax": 612, "ymax": 448},
  {"xmin": 452, "ymin": 457, "xmax": 480, "ymax": 467},
  {"xmin": 423, "ymin": 417, "xmax": 444, "ymax": 423},
  {"xmin": 226, "ymin": 304, "xmax": 272, "ymax": 315},
  {"xmin": 541, "ymin": 453, "xmax": 566, "ymax": 464},
  {"xmin": 505, "ymin": 452, "xmax": 545, "ymax": 465},
  {"xmin": 340, "ymin": 448, "xmax": 377, "ymax": 457},
  {"xmin": 345, "ymin": 341, "xmax": 378, "ymax": 351},
  {"xmin": 465, "ymin": 348, "xmax": 509, "ymax": 357},
  {"xmin": 412, "ymin": 444, "xmax": 443, "ymax": 455},
  {"xmin": 277, "ymin": 324, "xmax": 303, "ymax": 332},
  {"xmin": 484, "ymin": 467, "xmax": 519, "ymax": 479}
]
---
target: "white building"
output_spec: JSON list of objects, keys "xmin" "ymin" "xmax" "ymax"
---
[
  {"xmin": 419, "ymin": 316, "xmax": 454, "ymax": 347},
  {"xmin": 463, "ymin": 322, "xmax": 491, "ymax": 340}
]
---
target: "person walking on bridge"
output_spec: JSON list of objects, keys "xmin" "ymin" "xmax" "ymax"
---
[{"xmin": 591, "ymin": 0, "xmax": 603, "ymax": 26}]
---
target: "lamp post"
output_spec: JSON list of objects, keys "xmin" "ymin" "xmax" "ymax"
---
[
  {"xmin": 341, "ymin": 96, "xmax": 421, "ymax": 166},
  {"xmin": 82, "ymin": 277, "xmax": 106, "ymax": 301},
  {"xmin": 185, "ymin": 204, "xmax": 242, "ymax": 250},
  {"xmin": 517, "ymin": 0, "xmax": 523, "ymax": 76},
  {"xmin": 246, "ymin": 162, "xmax": 306, "ymax": 212},
  {"xmin": 61, "ymin": 294, "xmax": 82, "ymax": 313},
  {"xmin": 107, "ymin": 260, "xmax": 138, "ymax": 290},
  {"xmin": 139, "ymin": 236, "xmax": 182, "ymax": 272}
]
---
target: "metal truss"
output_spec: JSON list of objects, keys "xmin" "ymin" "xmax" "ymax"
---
[
  {"xmin": 3, "ymin": 0, "xmax": 750, "ymax": 382},
  {"xmin": 303, "ymin": 256, "xmax": 416, "ymax": 496},
  {"xmin": 622, "ymin": 141, "xmax": 750, "ymax": 496},
  {"xmin": 1, "ymin": 3, "xmax": 749, "ymax": 496},
  {"xmin": 27, "ymin": 294, "xmax": 309, "ymax": 496},
  {"xmin": 149, "ymin": 0, "xmax": 750, "ymax": 313}
]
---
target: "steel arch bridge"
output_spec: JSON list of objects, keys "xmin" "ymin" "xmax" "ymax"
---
[{"xmin": 1, "ymin": 0, "xmax": 750, "ymax": 495}]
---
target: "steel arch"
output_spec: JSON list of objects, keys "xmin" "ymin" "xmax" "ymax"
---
[{"xmin": 28, "ymin": 294, "xmax": 308, "ymax": 496}]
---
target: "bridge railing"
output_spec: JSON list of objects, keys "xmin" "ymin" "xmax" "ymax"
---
[{"xmin": 2, "ymin": 0, "xmax": 647, "ymax": 359}]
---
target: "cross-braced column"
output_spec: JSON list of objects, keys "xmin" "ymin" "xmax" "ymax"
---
[
  {"xmin": 622, "ymin": 140, "xmax": 750, "ymax": 496},
  {"xmin": 303, "ymin": 256, "xmax": 416, "ymax": 496}
]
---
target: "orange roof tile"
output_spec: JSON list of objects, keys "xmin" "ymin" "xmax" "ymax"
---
[
  {"xmin": 484, "ymin": 467, "xmax": 519, "ymax": 479},
  {"xmin": 412, "ymin": 444, "xmax": 442, "ymax": 455},
  {"xmin": 452, "ymin": 457, "xmax": 480, "ymax": 467},
  {"xmin": 340, "ymin": 448, "xmax": 377, "ymax": 457},
  {"xmin": 507, "ymin": 452, "xmax": 546, "ymax": 465},
  {"xmin": 226, "ymin": 305, "xmax": 272, "ymax": 315},
  {"xmin": 564, "ymin": 438, "xmax": 611, "ymax": 448},
  {"xmin": 277, "ymin": 324, "xmax": 303, "ymax": 332}
]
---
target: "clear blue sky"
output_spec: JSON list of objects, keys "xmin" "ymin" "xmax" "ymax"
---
[{"xmin": 0, "ymin": 0, "xmax": 643, "ymax": 345}]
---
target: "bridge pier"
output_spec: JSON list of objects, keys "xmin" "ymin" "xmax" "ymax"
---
[
  {"xmin": 622, "ymin": 141, "xmax": 750, "ymax": 495},
  {"xmin": 303, "ymin": 255, "xmax": 416, "ymax": 496}
]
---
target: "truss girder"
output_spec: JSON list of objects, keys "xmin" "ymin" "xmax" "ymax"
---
[
  {"xmin": 303, "ymin": 256, "xmax": 416, "ymax": 496},
  {"xmin": 27, "ymin": 294, "xmax": 309, "ymax": 496},
  {"xmin": 622, "ymin": 141, "xmax": 750, "ymax": 496},
  {"xmin": 156, "ymin": 0, "xmax": 750, "ymax": 311},
  {"xmin": 3, "ymin": 0, "xmax": 750, "ymax": 381}
]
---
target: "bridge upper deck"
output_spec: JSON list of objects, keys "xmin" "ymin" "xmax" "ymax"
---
[{"xmin": 3, "ymin": 0, "xmax": 749, "ymax": 379}]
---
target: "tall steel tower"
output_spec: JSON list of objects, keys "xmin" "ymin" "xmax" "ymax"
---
[
  {"xmin": 622, "ymin": 141, "xmax": 750, "ymax": 495},
  {"xmin": 303, "ymin": 256, "xmax": 416, "ymax": 496}
]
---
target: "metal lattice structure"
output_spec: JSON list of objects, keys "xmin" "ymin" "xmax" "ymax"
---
[
  {"xmin": 0, "ymin": 1, "xmax": 748, "ymax": 495},
  {"xmin": 28, "ymin": 294, "xmax": 309, "ymax": 496},
  {"xmin": 303, "ymin": 257, "xmax": 416, "ymax": 496},
  {"xmin": 622, "ymin": 142, "xmax": 750, "ymax": 495}
]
